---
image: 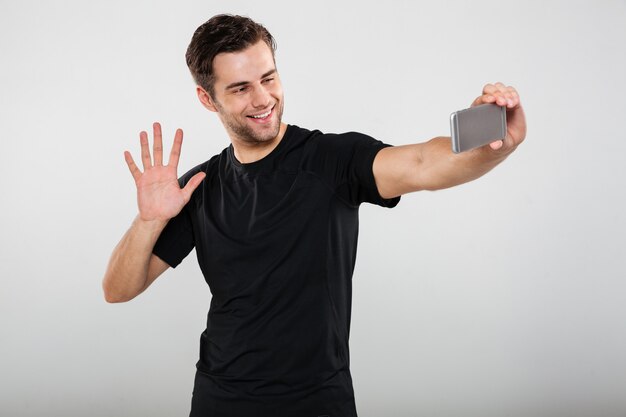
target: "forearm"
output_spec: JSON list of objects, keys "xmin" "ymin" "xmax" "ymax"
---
[
  {"xmin": 417, "ymin": 136, "xmax": 514, "ymax": 191},
  {"xmin": 102, "ymin": 216, "xmax": 167, "ymax": 303},
  {"xmin": 374, "ymin": 136, "xmax": 515, "ymax": 197}
]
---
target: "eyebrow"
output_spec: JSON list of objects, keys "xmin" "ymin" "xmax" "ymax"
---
[{"xmin": 224, "ymin": 69, "xmax": 277, "ymax": 90}]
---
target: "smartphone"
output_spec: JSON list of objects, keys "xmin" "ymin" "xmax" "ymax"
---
[{"xmin": 450, "ymin": 103, "xmax": 507, "ymax": 153}]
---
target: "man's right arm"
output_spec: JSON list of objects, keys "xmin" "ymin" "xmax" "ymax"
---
[
  {"xmin": 102, "ymin": 217, "xmax": 170, "ymax": 303},
  {"xmin": 102, "ymin": 122, "xmax": 205, "ymax": 303}
]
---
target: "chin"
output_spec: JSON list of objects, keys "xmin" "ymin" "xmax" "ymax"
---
[
  {"xmin": 229, "ymin": 122, "xmax": 280, "ymax": 145},
  {"xmin": 251, "ymin": 124, "xmax": 281, "ymax": 143},
  {"xmin": 247, "ymin": 116, "xmax": 282, "ymax": 143}
]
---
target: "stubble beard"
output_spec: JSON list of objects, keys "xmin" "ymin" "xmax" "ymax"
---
[{"xmin": 217, "ymin": 100, "xmax": 284, "ymax": 145}]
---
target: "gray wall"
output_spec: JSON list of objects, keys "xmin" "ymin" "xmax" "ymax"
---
[{"xmin": 1, "ymin": 1, "xmax": 625, "ymax": 416}]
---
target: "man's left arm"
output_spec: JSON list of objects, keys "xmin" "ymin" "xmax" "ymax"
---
[{"xmin": 373, "ymin": 82, "xmax": 527, "ymax": 199}]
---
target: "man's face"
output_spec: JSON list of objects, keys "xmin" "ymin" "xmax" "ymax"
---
[{"xmin": 209, "ymin": 40, "xmax": 284, "ymax": 145}]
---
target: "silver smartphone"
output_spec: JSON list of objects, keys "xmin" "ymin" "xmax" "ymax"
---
[{"xmin": 450, "ymin": 103, "xmax": 507, "ymax": 153}]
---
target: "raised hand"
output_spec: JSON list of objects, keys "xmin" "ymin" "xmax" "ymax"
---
[
  {"xmin": 124, "ymin": 122, "xmax": 206, "ymax": 222},
  {"xmin": 471, "ymin": 82, "xmax": 527, "ymax": 152}
]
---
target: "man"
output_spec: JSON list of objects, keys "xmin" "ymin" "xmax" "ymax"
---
[{"xmin": 103, "ymin": 14, "xmax": 526, "ymax": 417}]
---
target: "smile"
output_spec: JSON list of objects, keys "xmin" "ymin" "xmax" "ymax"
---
[{"xmin": 248, "ymin": 106, "xmax": 273, "ymax": 120}]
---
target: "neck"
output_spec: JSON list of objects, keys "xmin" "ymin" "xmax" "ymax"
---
[{"xmin": 230, "ymin": 123, "xmax": 288, "ymax": 164}]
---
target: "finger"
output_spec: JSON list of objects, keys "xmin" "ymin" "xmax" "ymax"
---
[
  {"xmin": 496, "ymin": 94, "xmax": 508, "ymax": 107},
  {"xmin": 507, "ymin": 86, "xmax": 520, "ymax": 107},
  {"xmin": 480, "ymin": 83, "xmax": 506, "ymax": 106},
  {"xmin": 473, "ymin": 94, "xmax": 496, "ymax": 106},
  {"xmin": 124, "ymin": 151, "xmax": 142, "ymax": 182},
  {"xmin": 494, "ymin": 88, "xmax": 517, "ymax": 109},
  {"xmin": 501, "ymin": 86, "xmax": 515, "ymax": 107},
  {"xmin": 494, "ymin": 81, "xmax": 507, "ymax": 92},
  {"xmin": 489, "ymin": 140, "xmax": 504, "ymax": 150},
  {"xmin": 168, "ymin": 128, "xmax": 184, "ymax": 168},
  {"xmin": 181, "ymin": 172, "xmax": 206, "ymax": 203},
  {"xmin": 153, "ymin": 122, "xmax": 163, "ymax": 166},
  {"xmin": 496, "ymin": 83, "xmax": 520, "ymax": 108},
  {"xmin": 482, "ymin": 83, "xmax": 499, "ymax": 95},
  {"xmin": 484, "ymin": 82, "xmax": 513, "ymax": 107},
  {"xmin": 139, "ymin": 131, "xmax": 152, "ymax": 170}
]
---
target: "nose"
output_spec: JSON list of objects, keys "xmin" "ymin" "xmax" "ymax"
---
[{"xmin": 251, "ymin": 85, "xmax": 271, "ymax": 109}]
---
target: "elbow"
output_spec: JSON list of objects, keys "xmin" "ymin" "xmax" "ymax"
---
[
  {"xmin": 102, "ymin": 276, "xmax": 135, "ymax": 304},
  {"xmin": 103, "ymin": 288, "xmax": 129, "ymax": 304},
  {"xmin": 103, "ymin": 291, "xmax": 129, "ymax": 304}
]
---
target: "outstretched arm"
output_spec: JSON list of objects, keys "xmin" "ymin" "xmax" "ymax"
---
[
  {"xmin": 373, "ymin": 82, "xmax": 527, "ymax": 198},
  {"xmin": 102, "ymin": 123, "xmax": 205, "ymax": 303}
]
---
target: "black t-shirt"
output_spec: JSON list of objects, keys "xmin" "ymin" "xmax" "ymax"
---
[{"xmin": 153, "ymin": 124, "xmax": 400, "ymax": 417}]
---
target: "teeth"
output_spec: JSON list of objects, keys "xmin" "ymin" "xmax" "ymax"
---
[{"xmin": 250, "ymin": 109, "xmax": 271, "ymax": 119}]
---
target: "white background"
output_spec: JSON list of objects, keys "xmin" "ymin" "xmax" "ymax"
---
[{"xmin": 1, "ymin": 1, "xmax": 625, "ymax": 416}]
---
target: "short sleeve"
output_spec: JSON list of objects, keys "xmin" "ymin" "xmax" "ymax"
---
[
  {"xmin": 306, "ymin": 131, "xmax": 401, "ymax": 208},
  {"xmin": 152, "ymin": 170, "xmax": 200, "ymax": 268},
  {"xmin": 152, "ymin": 205, "xmax": 194, "ymax": 268}
]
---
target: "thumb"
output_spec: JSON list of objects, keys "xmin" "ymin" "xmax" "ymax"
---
[{"xmin": 181, "ymin": 172, "xmax": 206, "ymax": 203}]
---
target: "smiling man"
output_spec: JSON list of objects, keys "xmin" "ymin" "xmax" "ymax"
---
[{"xmin": 103, "ymin": 14, "xmax": 526, "ymax": 417}]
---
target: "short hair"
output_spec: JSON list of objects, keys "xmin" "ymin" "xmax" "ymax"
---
[{"xmin": 185, "ymin": 14, "xmax": 277, "ymax": 98}]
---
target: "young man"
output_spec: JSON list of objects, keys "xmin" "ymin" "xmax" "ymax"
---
[{"xmin": 103, "ymin": 14, "xmax": 526, "ymax": 417}]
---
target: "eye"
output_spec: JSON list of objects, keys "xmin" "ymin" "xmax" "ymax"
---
[
  {"xmin": 262, "ymin": 77, "xmax": 274, "ymax": 84},
  {"xmin": 233, "ymin": 86, "xmax": 248, "ymax": 94}
]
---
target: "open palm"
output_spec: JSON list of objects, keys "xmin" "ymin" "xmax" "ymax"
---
[{"xmin": 124, "ymin": 122, "xmax": 205, "ymax": 222}]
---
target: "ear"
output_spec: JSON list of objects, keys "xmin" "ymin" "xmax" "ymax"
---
[{"xmin": 196, "ymin": 86, "xmax": 218, "ymax": 112}]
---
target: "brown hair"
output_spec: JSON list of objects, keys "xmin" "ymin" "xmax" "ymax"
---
[{"xmin": 185, "ymin": 14, "xmax": 277, "ymax": 98}]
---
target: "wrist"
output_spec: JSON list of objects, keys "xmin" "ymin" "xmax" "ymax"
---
[{"xmin": 132, "ymin": 215, "xmax": 168, "ymax": 236}]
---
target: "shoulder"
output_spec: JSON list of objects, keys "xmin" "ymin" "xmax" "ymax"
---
[
  {"xmin": 304, "ymin": 129, "xmax": 386, "ymax": 159},
  {"xmin": 317, "ymin": 130, "xmax": 377, "ymax": 146},
  {"xmin": 284, "ymin": 124, "xmax": 322, "ymax": 147},
  {"xmin": 178, "ymin": 152, "xmax": 223, "ymax": 187},
  {"xmin": 280, "ymin": 124, "xmax": 377, "ymax": 149}
]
